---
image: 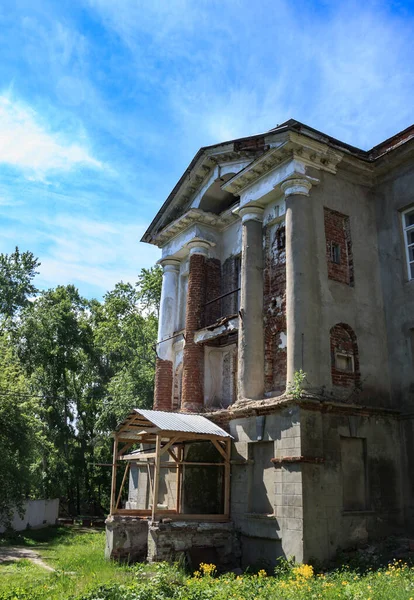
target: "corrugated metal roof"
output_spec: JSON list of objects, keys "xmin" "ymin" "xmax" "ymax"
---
[{"xmin": 134, "ymin": 409, "xmax": 232, "ymax": 438}]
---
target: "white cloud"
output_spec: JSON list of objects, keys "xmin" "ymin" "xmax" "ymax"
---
[
  {"xmin": 33, "ymin": 214, "xmax": 160, "ymax": 296},
  {"xmin": 87, "ymin": 0, "xmax": 414, "ymax": 151},
  {"xmin": 0, "ymin": 93, "xmax": 102, "ymax": 180}
]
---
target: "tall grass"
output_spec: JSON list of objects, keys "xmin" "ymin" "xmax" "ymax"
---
[{"xmin": 0, "ymin": 527, "xmax": 135, "ymax": 600}]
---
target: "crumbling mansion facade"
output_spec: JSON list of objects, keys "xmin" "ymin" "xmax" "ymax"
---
[{"xmin": 138, "ymin": 119, "xmax": 414, "ymax": 565}]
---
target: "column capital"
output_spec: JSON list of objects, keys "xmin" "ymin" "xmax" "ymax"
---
[
  {"xmin": 238, "ymin": 205, "xmax": 264, "ymax": 224},
  {"xmin": 186, "ymin": 239, "xmax": 213, "ymax": 257},
  {"xmin": 157, "ymin": 258, "xmax": 180, "ymax": 272},
  {"xmin": 281, "ymin": 175, "xmax": 319, "ymax": 198}
]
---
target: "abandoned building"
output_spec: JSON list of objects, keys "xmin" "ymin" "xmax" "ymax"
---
[{"xmin": 106, "ymin": 119, "xmax": 414, "ymax": 567}]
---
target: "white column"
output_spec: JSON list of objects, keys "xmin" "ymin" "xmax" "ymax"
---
[
  {"xmin": 157, "ymin": 259, "xmax": 180, "ymax": 361},
  {"xmin": 238, "ymin": 206, "xmax": 265, "ymax": 400}
]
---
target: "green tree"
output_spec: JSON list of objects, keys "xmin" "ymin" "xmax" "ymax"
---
[
  {"xmin": 93, "ymin": 281, "xmax": 158, "ymax": 432},
  {"xmin": 15, "ymin": 285, "xmax": 99, "ymax": 513},
  {"xmin": 0, "ymin": 335, "xmax": 44, "ymax": 526},
  {"xmin": 137, "ymin": 265, "xmax": 162, "ymax": 317},
  {"xmin": 0, "ymin": 247, "xmax": 40, "ymax": 320}
]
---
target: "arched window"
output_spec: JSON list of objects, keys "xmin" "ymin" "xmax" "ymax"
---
[{"xmin": 330, "ymin": 323, "xmax": 360, "ymax": 388}]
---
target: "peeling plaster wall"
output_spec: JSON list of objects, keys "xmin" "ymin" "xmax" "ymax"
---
[
  {"xmin": 220, "ymin": 220, "xmax": 241, "ymax": 263},
  {"xmin": 375, "ymin": 160, "xmax": 414, "ymax": 411},
  {"xmin": 264, "ymin": 216, "xmax": 287, "ymax": 395},
  {"xmin": 309, "ymin": 167, "xmax": 391, "ymax": 404},
  {"xmin": 204, "ymin": 344, "xmax": 237, "ymax": 408}
]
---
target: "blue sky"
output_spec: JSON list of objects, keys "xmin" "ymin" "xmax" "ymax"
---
[{"xmin": 0, "ymin": 0, "xmax": 413, "ymax": 299}]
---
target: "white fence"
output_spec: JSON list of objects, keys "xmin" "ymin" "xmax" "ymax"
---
[{"xmin": 0, "ymin": 499, "xmax": 59, "ymax": 533}]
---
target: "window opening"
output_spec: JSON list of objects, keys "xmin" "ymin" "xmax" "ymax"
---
[
  {"xmin": 403, "ymin": 208, "xmax": 414, "ymax": 280},
  {"xmin": 330, "ymin": 242, "xmax": 341, "ymax": 264},
  {"xmin": 276, "ymin": 225, "xmax": 286, "ymax": 251},
  {"xmin": 335, "ymin": 352, "xmax": 354, "ymax": 372}
]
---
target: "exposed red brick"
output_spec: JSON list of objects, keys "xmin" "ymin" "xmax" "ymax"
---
[
  {"xmin": 222, "ymin": 255, "xmax": 240, "ymax": 317},
  {"xmin": 324, "ymin": 207, "xmax": 354, "ymax": 286},
  {"xmin": 154, "ymin": 358, "xmax": 173, "ymax": 410},
  {"xmin": 330, "ymin": 323, "xmax": 360, "ymax": 391},
  {"xmin": 205, "ymin": 258, "xmax": 221, "ymax": 326},
  {"xmin": 181, "ymin": 253, "xmax": 206, "ymax": 412},
  {"xmin": 264, "ymin": 223, "xmax": 287, "ymax": 394}
]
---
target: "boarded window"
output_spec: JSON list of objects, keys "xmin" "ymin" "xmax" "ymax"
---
[
  {"xmin": 249, "ymin": 442, "xmax": 274, "ymax": 515},
  {"xmin": 330, "ymin": 323, "xmax": 360, "ymax": 389},
  {"xmin": 324, "ymin": 208, "xmax": 354, "ymax": 285},
  {"xmin": 341, "ymin": 437, "xmax": 367, "ymax": 511}
]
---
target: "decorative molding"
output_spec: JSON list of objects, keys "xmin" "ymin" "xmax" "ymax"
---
[
  {"xmin": 186, "ymin": 239, "xmax": 214, "ymax": 256},
  {"xmin": 150, "ymin": 207, "xmax": 240, "ymax": 248},
  {"xmin": 222, "ymin": 132, "xmax": 344, "ymax": 196},
  {"xmin": 280, "ymin": 175, "xmax": 319, "ymax": 197},
  {"xmin": 237, "ymin": 205, "xmax": 264, "ymax": 224},
  {"xmin": 271, "ymin": 456, "xmax": 325, "ymax": 465},
  {"xmin": 157, "ymin": 258, "xmax": 180, "ymax": 271}
]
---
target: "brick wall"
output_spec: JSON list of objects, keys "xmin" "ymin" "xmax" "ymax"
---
[
  {"xmin": 330, "ymin": 323, "xmax": 360, "ymax": 389},
  {"xmin": 205, "ymin": 258, "xmax": 221, "ymax": 326},
  {"xmin": 181, "ymin": 253, "xmax": 206, "ymax": 412},
  {"xmin": 264, "ymin": 223, "xmax": 287, "ymax": 394},
  {"xmin": 222, "ymin": 255, "xmax": 240, "ymax": 317},
  {"xmin": 324, "ymin": 208, "xmax": 354, "ymax": 286},
  {"xmin": 172, "ymin": 364, "xmax": 183, "ymax": 410},
  {"xmin": 154, "ymin": 358, "xmax": 173, "ymax": 410}
]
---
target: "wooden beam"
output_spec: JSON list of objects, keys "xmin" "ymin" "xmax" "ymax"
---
[
  {"xmin": 160, "ymin": 436, "xmax": 181, "ymax": 456},
  {"xmin": 151, "ymin": 435, "xmax": 161, "ymax": 520},
  {"xmin": 117, "ymin": 442, "xmax": 136, "ymax": 457},
  {"xmin": 114, "ymin": 508, "xmax": 177, "ymax": 516},
  {"xmin": 147, "ymin": 463, "xmax": 153, "ymax": 508},
  {"xmin": 176, "ymin": 445, "xmax": 183, "ymax": 514},
  {"xmin": 211, "ymin": 439, "xmax": 228, "ymax": 461},
  {"xmin": 110, "ymin": 436, "xmax": 118, "ymax": 515},
  {"xmin": 165, "ymin": 514, "xmax": 229, "ymax": 522},
  {"xmin": 120, "ymin": 452, "xmax": 156, "ymax": 461},
  {"xmin": 115, "ymin": 463, "xmax": 130, "ymax": 510},
  {"xmin": 168, "ymin": 448, "xmax": 179, "ymax": 463},
  {"xmin": 224, "ymin": 438, "xmax": 231, "ymax": 518}
]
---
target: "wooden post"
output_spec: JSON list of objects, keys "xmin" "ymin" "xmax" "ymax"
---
[
  {"xmin": 176, "ymin": 444, "xmax": 183, "ymax": 514},
  {"xmin": 224, "ymin": 438, "xmax": 231, "ymax": 518},
  {"xmin": 151, "ymin": 435, "xmax": 161, "ymax": 520},
  {"xmin": 110, "ymin": 436, "xmax": 118, "ymax": 515}
]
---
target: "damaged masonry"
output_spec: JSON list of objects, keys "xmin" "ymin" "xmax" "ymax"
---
[{"xmin": 106, "ymin": 118, "xmax": 414, "ymax": 568}]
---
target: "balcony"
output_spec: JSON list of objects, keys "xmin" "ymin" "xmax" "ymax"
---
[{"xmin": 195, "ymin": 288, "xmax": 240, "ymax": 344}]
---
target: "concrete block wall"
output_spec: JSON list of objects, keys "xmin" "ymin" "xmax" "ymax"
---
[
  {"xmin": 228, "ymin": 406, "xmax": 305, "ymax": 565},
  {"xmin": 300, "ymin": 407, "xmax": 405, "ymax": 562},
  {"xmin": 127, "ymin": 462, "xmax": 177, "ymax": 511}
]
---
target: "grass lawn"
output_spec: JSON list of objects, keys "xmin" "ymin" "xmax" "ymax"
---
[
  {"xmin": 0, "ymin": 527, "xmax": 135, "ymax": 599},
  {"xmin": 1, "ymin": 527, "xmax": 414, "ymax": 599}
]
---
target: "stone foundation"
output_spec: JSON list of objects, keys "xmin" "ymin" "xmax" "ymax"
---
[
  {"xmin": 106, "ymin": 517, "xmax": 241, "ymax": 570},
  {"xmin": 105, "ymin": 515, "xmax": 148, "ymax": 562},
  {"xmin": 147, "ymin": 520, "xmax": 240, "ymax": 569}
]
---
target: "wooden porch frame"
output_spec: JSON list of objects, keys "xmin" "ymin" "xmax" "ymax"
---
[{"xmin": 109, "ymin": 412, "xmax": 232, "ymax": 521}]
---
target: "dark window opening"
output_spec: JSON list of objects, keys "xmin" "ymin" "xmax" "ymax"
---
[
  {"xmin": 330, "ymin": 242, "xmax": 341, "ymax": 264},
  {"xmin": 341, "ymin": 437, "xmax": 367, "ymax": 511},
  {"xmin": 276, "ymin": 226, "xmax": 286, "ymax": 251}
]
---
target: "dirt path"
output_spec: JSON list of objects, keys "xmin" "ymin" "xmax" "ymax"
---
[{"xmin": 0, "ymin": 546, "xmax": 55, "ymax": 571}]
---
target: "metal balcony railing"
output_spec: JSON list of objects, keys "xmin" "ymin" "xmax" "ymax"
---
[{"xmin": 203, "ymin": 287, "xmax": 240, "ymax": 328}]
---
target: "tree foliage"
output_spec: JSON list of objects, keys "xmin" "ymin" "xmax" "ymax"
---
[
  {"xmin": 0, "ymin": 247, "xmax": 39, "ymax": 319},
  {"xmin": 0, "ymin": 251, "xmax": 162, "ymax": 521}
]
